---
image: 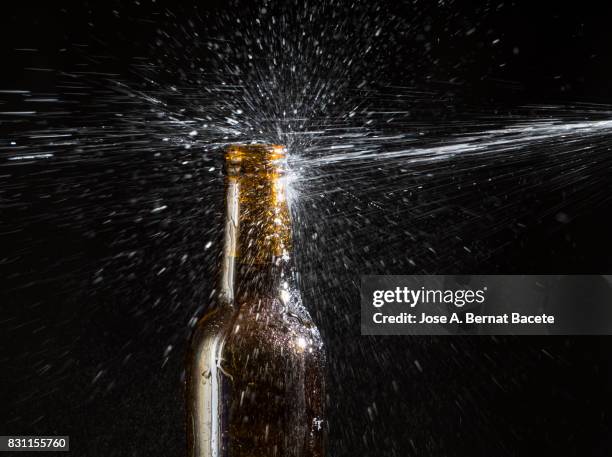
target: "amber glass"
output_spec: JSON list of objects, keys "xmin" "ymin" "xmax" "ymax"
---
[{"xmin": 186, "ymin": 144, "xmax": 326, "ymax": 457}]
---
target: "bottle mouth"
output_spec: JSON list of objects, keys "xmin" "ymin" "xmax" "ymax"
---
[{"xmin": 225, "ymin": 144, "xmax": 286, "ymax": 174}]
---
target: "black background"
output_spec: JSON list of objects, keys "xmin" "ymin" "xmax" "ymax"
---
[{"xmin": 2, "ymin": 1, "xmax": 612, "ymax": 456}]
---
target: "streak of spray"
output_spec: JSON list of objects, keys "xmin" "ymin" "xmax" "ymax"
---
[{"xmin": 1, "ymin": 0, "xmax": 612, "ymax": 454}]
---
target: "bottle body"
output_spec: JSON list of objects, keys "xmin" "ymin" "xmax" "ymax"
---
[
  {"xmin": 187, "ymin": 291, "xmax": 325, "ymax": 457},
  {"xmin": 186, "ymin": 144, "xmax": 326, "ymax": 457}
]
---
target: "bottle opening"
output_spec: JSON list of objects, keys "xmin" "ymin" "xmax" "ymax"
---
[{"xmin": 225, "ymin": 144, "xmax": 286, "ymax": 174}]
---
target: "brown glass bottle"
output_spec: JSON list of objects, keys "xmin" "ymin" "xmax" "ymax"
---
[{"xmin": 186, "ymin": 144, "xmax": 326, "ymax": 457}]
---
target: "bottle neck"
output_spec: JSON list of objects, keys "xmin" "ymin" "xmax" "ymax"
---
[{"xmin": 219, "ymin": 152, "xmax": 293, "ymax": 305}]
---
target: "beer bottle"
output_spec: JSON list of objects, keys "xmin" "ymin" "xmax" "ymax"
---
[{"xmin": 186, "ymin": 144, "xmax": 326, "ymax": 457}]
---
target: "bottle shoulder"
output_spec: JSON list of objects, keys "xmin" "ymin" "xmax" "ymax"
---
[
  {"xmin": 190, "ymin": 304, "xmax": 234, "ymax": 348},
  {"xmin": 191, "ymin": 295, "xmax": 325, "ymax": 361}
]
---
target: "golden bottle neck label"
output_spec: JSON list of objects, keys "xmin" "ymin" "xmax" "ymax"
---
[
  {"xmin": 220, "ymin": 144, "xmax": 293, "ymax": 302},
  {"xmin": 225, "ymin": 144, "xmax": 292, "ymax": 263}
]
